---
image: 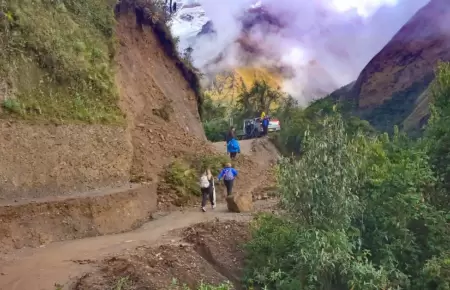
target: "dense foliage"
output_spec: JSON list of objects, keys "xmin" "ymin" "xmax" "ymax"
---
[
  {"xmin": 426, "ymin": 63, "xmax": 450, "ymax": 206},
  {"xmin": 201, "ymin": 80, "xmax": 284, "ymax": 142},
  {"xmin": 243, "ymin": 64, "xmax": 450, "ymax": 289},
  {"xmin": 171, "ymin": 279, "xmax": 233, "ymax": 290},
  {"xmin": 202, "ymin": 93, "xmax": 230, "ymax": 142}
]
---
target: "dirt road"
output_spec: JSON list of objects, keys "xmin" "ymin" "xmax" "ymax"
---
[
  {"xmin": 0, "ymin": 200, "xmax": 276, "ymax": 290},
  {"xmin": 212, "ymin": 138, "xmax": 280, "ymax": 165},
  {"xmin": 0, "ymin": 138, "xmax": 280, "ymax": 290}
]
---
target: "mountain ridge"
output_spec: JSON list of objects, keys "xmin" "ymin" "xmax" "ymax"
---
[{"xmin": 331, "ymin": 0, "xmax": 450, "ymax": 133}]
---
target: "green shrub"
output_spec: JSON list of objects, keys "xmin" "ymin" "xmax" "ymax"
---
[
  {"xmin": 278, "ymin": 115, "xmax": 363, "ymax": 229},
  {"xmin": 164, "ymin": 159, "xmax": 199, "ymax": 196},
  {"xmin": 203, "ymin": 119, "xmax": 229, "ymax": 142},
  {"xmin": 190, "ymin": 154, "xmax": 230, "ymax": 176},
  {"xmin": 170, "ymin": 278, "xmax": 233, "ymax": 290},
  {"xmin": 113, "ymin": 276, "xmax": 132, "ymax": 290},
  {"xmin": 426, "ymin": 62, "xmax": 450, "ymax": 206},
  {"xmin": 244, "ymin": 113, "xmax": 450, "ymax": 289},
  {"xmin": 1, "ymin": 98, "xmax": 21, "ymax": 114},
  {"xmin": 164, "ymin": 154, "xmax": 230, "ymax": 197},
  {"xmin": 420, "ymin": 253, "xmax": 450, "ymax": 290}
]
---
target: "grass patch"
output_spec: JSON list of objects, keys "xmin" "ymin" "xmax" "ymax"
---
[
  {"xmin": 114, "ymin": 276, "xmax": 133, "ymax": 290},
  {"xmin": 1, "ymin": 98, "xmax": 21, "ymax": 114},
  {"xmin": 164, "ymin": 154, "xmax": 230, "ymax": 198},
  {"xmin": 171, "ymin": 279, "xmax": 233, "ymax": 290},
  {"xmin": 0, "ymin": 0, "xmax": 124, "ymax": 123}
]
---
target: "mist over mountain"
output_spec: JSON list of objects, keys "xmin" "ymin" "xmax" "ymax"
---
[{"xmin": 171, "ymin": 0, "xmax": 429, "ymax": 104}]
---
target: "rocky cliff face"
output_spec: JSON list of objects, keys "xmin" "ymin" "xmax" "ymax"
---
[{"xmin": 345, "ymin": 0, "xmax": 450, "ymax": 132}]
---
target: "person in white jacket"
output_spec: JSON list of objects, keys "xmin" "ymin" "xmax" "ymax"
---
[{"xmin": 199, "ymin": 169, "xmax": 216, "ymax": 212}]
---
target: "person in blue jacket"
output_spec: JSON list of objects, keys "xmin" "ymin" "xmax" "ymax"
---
[
  {"xmin": 218, "ymin": 163, "xmax": 238, "ymax": 196},
  {"xmin": 227, "ymin": 137, "xmax": 240, "ymax": 160},
  {"xmin": 262, "ymin": 116, "xmax": 269, "ymax": 136}
]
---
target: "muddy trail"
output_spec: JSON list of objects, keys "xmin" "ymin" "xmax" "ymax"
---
[
  {"xmin": 0, "ymin": 200, "xmax": 276, "ymax": 290},
  {"xmin": 0, "ymin": 138, "xmax": 280, "ymax": 290}
]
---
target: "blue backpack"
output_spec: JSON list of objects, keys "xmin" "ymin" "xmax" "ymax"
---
[
  {"xmin": 227, "ymin": 139, "xmax": 240, "ymax": 153},
  {"xmin": 224, "ymin": 169, "xmax": 234, "ymax": 181}
]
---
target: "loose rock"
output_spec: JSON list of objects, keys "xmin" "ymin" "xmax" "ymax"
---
[{"xmin": 226, "ymin": 194, "xmax": 253, "ymax": 213}]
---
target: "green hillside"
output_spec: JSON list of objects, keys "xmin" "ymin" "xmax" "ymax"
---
[{"xmin": 0, "ymin": 0, "xmax": 123, "ymax": 123}]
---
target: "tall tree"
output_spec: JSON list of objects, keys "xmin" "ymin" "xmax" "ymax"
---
[{"xmin": 236, "ymin": 80, "xmax": 282, "ymax": 118}]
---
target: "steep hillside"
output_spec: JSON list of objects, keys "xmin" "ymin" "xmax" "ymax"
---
[
  {"xmin": 339, "ymin": 0, "xmax": 450, "ymax": 132},
  {"xmin": 0, "ymin": 0, "xmax": 123, "ymax": 123},
  {"xmin": 115, "ymin": 10, "xmax": 209, "ymax": 183},
  {"xmin": 0, "ymin": 0, "xmax": 209, "ymax": 200}
]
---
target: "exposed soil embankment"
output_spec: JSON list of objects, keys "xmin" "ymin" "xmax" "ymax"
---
[
  {"xmin": 115, "ymin": 13, "xmax": 212, "ymax": 183},
  {"xmin": 0, "ymin": 121, "xmax": 132, "ymax": 201},
  {"xmin": 0, "ymin": 201, "xmax": 278, "ymax": 290},
  {"xmin": 74, "ymin": 220, "xmax": 252, "ymax": 290},
  {"xmin": 0, "ymin": 184, "xmax": 157, "ymax": 253},
  {"xmin": 0, "ymin": 9, "xmax": 223, "ymax": 255},
  {"xmin": 0, "ymin": 9, "xmax": 212, "ymax": 201}
]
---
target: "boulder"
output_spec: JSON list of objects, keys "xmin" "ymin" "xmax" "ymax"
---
[{"xmin": 226, "ymin": 194, "xmax": 253, "ymax": 213}]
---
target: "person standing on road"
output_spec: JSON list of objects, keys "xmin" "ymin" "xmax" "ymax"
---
[
  {"xmin": 225, "ymin": 126, "xmax": 237, "ymax": 154},
  {"xmin": 218, "ymin": 163, "xmax": 238, "ymax": 197},
  {"xmin": 225, "ymin": 126, "xmax": 236, "ymax": 143},
  {"xmin": 227, "ymin": 137, "xmax": 240, "ymax": 160},
  {"xmin": 262, "ymin": 116, "xmax": 269, "ymax": 136},
  {"xmin": 134, "ymin": 4, "xmax": 144, "ymax": 31},
  {"xmin": 199, "ymin": 168, "xmax": 216, "ymax": 212}
]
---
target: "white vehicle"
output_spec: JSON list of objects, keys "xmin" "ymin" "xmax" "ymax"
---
[
  {"xmin": 268, "ymin": 118, "xmax": 281, "ymax": 132},
  {"xmin": 241, "ymin": 116, "xmax": 281, "ymax": 139}
]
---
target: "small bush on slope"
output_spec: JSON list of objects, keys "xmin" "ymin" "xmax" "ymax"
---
[
  {"xmin": 170, "ymin": 279, "xmax": 233, "ymax": 290},
  {"xmin": 244, "ymin": 112, "xmax": 450, "ymax": 289},
  {"xmin": 164, "ymin": 154, "xmax": 229, "ymax": 198},
  {"xmin": 113, "ymin": 277, "xmax": 233, "ymax": 290}
]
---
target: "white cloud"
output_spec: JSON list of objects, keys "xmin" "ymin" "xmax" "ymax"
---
[{"xmin": 330, "ymin": 0, "xmax": 399, "ymax": 17}]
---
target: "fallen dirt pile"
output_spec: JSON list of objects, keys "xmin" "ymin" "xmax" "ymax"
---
[{"xmin": 73, "ymin": 220, "xmax": 253, "ymax": 289}]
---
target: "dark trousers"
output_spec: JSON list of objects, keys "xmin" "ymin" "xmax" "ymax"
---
[
  {"xmin": 263, "ymin": 125, "xmax": 268, "ymax": 135},
  {"xmin": 230, "ymin": 152, "xmax": 237, "ymax": 159},
  {"xmin": 135, "ymin": 7, "xmax": 144, "ymax": 30},
  {"xmin": 201, "ymin": 187, "xmax": 214, "ymax": 207},
  {"xmin": 224, "ymin": 179, "xmax": 234, "ymax": 196}
]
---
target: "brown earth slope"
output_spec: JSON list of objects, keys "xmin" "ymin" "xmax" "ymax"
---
[
  {"xmin": 0, "ymin": 7, "xmax": 212, "ymax": 201},
  {"xmin": 341, "ymin": 0, "xmax": 450, "ymax": 132},
  {"xmin": 0, "ymin": 6, "xmax": 281, "ymax": 254},
  {"xmin": 0, "ymin": 9, "xmax": 219, "ymax": 254},
  {"xmin": 115, "ymin": 13, "xmax": 211, "ymax": 183}
]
